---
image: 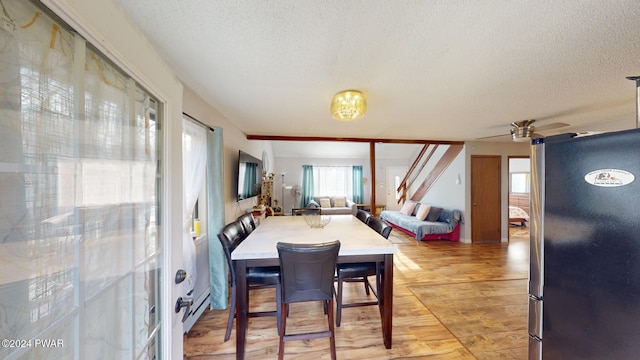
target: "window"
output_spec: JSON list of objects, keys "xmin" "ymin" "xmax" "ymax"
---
[
  {"xmin": 313, "ymin": 166, "xmax": 353, "ymax": 197},
  {"xmin": 510, "ymin": 172, "xmax": 531, "ymax": 193}
]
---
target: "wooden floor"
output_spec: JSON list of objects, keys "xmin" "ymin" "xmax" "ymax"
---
[{"xmin": 184, "ymin": 228, "xmax": 530, "ymax": 359}]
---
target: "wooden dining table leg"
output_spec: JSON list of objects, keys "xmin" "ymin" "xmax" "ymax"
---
[
  {"xmin": 234, "ymin": 259, "xmax": 248, "ymax": 360},
  {"xmin": 382, "ymin": 254, "xmax": 393, "ymax": 348}
]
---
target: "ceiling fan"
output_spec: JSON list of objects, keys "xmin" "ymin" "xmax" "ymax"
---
[{"xmin": 479, "ymin": 119, "xmax": 570, "ymax": 142}]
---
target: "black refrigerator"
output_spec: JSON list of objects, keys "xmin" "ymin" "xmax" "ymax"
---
[{"xmin": 528, "ymin": 128, "xmax": 640, "ymax": 359}]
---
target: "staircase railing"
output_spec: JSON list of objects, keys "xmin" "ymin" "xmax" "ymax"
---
[{"xmin": 396, "ymin": 143, "xmax": 464, "ymax": 204}]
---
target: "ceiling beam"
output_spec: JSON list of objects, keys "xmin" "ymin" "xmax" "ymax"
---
[{"xmin": 246, "ymin": 134, "xmax": 464, "ymax": 145}]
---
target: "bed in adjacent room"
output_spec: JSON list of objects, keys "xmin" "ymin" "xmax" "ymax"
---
[{"xmin": 509, "ymin": 205, "xmax": 529, "ymax": 227}]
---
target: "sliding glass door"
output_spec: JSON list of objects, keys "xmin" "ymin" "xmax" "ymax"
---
[{"xmin": 0, "ymin": 1, "xmax": 162, "ymax": 358}]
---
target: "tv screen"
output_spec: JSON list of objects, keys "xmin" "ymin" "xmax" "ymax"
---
[{"xmin": 237, "ymin": 150, "xmax": 263, "ymax": 202}]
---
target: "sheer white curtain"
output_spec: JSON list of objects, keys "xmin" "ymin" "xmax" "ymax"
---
[
  {"xmin": 313, "ymin": 166, "xmax": 353, "ymax": 197},
  {"xmin": 0, "ymin": 1, "xmax": 162, "ymax": 358},
  {"xmin": 182, "ymin": 118, "xmax": 207, "ymax": 296}
]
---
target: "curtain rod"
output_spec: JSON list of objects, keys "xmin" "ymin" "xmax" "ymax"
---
[{"xmin": 183, "ymin": 112, "xmax": 215, "ymax": 132}]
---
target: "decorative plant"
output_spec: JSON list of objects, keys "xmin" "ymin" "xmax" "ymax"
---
[{"xmin": 273, "ymin": 199, "xmax": 282, "ymax": 213}]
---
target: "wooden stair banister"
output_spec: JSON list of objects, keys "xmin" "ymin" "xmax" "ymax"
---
[
  {"xmin": 405, "ymin": 145, "xmax": 438, "ymax": 197},
  {"xmin": 409, "ymin": 144, "xmax": 464, "ymax": 201},
  {"xmin": 396, "ymin": 143, "xmax": 440, "ymax": 204},
  {"xmin": 396, "ymin": 144, "xmax": 430, "ymax": 204}
]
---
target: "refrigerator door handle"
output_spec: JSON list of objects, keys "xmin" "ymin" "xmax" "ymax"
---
[
  {"xmin": 528, "ymin": 295, "xmax": 543, "ymax": 360},
  {"xmin": 528, "ymin": 295, "xmax": 542, "ymax": 339},
  {"xmin": 529, "ymin": 142, "xmax": 544, "ymax": 297},
  {"xmin": 529, "ymin": 335, "xmax": 542, "ymax": 360}
]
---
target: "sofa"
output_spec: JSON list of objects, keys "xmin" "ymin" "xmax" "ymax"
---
[
  {"xmin": 305, "ymin": 196, "xmax": 358, "ymax": 216},
  {"xmin": 380, "ymin": 202, "xmax": 462, "ymax": 241}
]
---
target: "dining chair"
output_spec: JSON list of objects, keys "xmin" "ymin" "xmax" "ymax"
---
[
  {"xmin": 355, "ymin": 209, "xmax": 373, "ymax": 224},
  {"xmin": 237, "ymin": 213, "xmax": 257, "ymax": 235},
  {"xmin": 335, "ymin": 217, "xmax": 392, "ymax": 327},
  {"xmin": 367, "ymin": 217, "xmax": 393, "ymax": 239},
  {"xmin": 367, "ymin": 217, "xmax": 393, "ymax": 307},
  {"xmin": 217, "ymin": 221, "xmax": 281, "ymax": 341},
  {"xmin": 276, "ymin": 240, "xmax": 341, "ymax": 360}
]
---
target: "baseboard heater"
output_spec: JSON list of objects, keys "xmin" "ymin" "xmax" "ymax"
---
[{"xmin": 183, "ymin": 289, "xmax": 210, "ymax": 333}]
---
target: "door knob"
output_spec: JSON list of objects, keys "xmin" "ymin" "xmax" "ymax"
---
[
  {"xmin": 175, "ymin": 296, "xmax": 194, "ymax": 322},
  {"xmin": 175, "ymin": 269, "xmax": 188, "ymax": 284}
]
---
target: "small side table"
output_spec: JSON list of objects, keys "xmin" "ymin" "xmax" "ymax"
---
[
  {"xmin": 251, "ymin": 207, "xmax": 266, "ymax": 225},
  {"xmin": 291, "ymin": 208, "xmax": 321, "ymax": 216},
  {"xmin": 374, "ymin": 204, "xmax": 387, "ymax": 215},
  {"xmin": 356, "ymin": 204, "xmax": 386, "ymax": 214}
]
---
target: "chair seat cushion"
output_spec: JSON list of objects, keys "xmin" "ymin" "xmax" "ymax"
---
[
  {"xmin": 336, "ymin": 262, "xmax": 376, "ymax": 278},
  {"xmin": 247, "ymin": 266, "xmax": 281, "ymax": 285}
]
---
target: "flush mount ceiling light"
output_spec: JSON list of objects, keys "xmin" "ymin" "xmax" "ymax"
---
[{"xmin": 331, "ymin": 90, "xmax": 366, "ymax": 121}]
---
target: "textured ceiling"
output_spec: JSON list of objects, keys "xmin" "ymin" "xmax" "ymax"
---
[{"xmin": 117, "ymin": 0, "xmax": 640, "ymax": 154}]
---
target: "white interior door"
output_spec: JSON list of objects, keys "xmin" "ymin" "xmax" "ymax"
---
[
  {"xmin": 386, "ymin": 166, "xmax": 408, "ymax": 211},
  {"xmin": 0, "ymin": 2, "xmax": 165, "ymax": 358}
]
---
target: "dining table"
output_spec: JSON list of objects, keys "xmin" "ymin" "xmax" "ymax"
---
[{"xmin": 231, "ymin": 214, "xmax": 397, "ymax": 359}]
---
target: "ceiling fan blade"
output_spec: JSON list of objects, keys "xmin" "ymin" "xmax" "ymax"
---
[
  {"xmin": 476, "ymin": 133, "xmax": 511, "ymax": 140},
  {"xmin": 477, "ymin": 120, "xmax": 569, "ymax": 141},
  {"xmin": 535, "ymin": 122, "xmax": 570, "ymax": 132}
]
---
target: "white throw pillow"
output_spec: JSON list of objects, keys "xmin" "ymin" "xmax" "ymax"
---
[
  {"xmin": 319, "ymin": 198, "xmax": 331, "ymax": 208},
  {"xmin": 400, "ymin": 201, "xmax": 417, "ymax": 216},
  {"xmin": 415, "ymin": 204, "xmax": 431, "ymax": 221},
  {"xmin": 333, "ymin": 197, "xmax": 346, "ymax": 207}
]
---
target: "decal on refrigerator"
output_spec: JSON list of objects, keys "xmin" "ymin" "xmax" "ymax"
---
[{"xmin": 584, "ymin": 169, "xmax": 634, "ymax": 187}]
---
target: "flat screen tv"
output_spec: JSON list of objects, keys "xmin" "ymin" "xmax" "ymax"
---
[{"xmin": 236, "ymin": 150, "xmax": 263, "ymax": 202}]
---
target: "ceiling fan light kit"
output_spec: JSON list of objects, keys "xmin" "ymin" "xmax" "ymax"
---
[
  {"xmin": 331, "ymin": 90, "xmax": 366, "ymax": 121},
  {"xmin": 511, "ymin": 125, "xmax": 535, "ymax": 142},
  {"xmin": 509, "ymin": 119, "xmax": 535, "ymax": 142}
]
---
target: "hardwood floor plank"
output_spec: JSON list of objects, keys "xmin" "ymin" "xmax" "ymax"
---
[{"xmin": 184, "ymin": 231, "xmax": 530, "ymax": 359}]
